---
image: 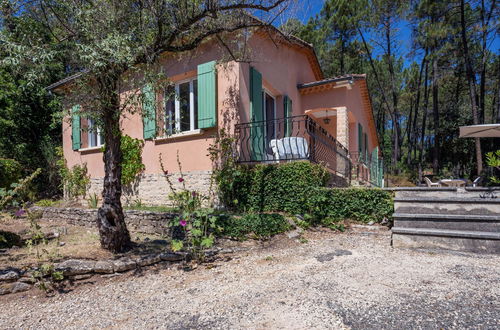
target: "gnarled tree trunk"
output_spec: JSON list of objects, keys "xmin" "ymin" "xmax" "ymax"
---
[{"xmin": 96, "ymin": 71, "xmax": 131, "ymax": 253}]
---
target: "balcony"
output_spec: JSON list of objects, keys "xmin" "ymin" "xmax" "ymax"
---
[
  {"xmin": 351, "ymin": 151, "xmax": 384, "ymax": 187},
  {"xmin": 234, "ymin": 115, "xmax": 352, "ymax": 185}
]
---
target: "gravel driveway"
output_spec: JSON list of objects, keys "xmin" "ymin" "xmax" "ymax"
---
[{"xmin": 1, "ymin": 227, "xmax": 499, "ymax": 329}]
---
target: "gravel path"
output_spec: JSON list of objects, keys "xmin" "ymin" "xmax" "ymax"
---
[{"xmin": 1, "ymin": 228, "xmax": 499, "ymax": 329}]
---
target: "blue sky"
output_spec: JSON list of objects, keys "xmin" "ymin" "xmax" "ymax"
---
[{"xmin": 287, "ymin": 0, "xmax": 499, "ymax": 68}]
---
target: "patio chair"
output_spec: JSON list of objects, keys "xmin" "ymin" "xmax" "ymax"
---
[
  {"xmin": 269, "ymin": 137, "xmax": 309, "ymax": 161},
  {"xmin": 424, "ymin": 177, "xmax": 440, "ymax": 187},
  {"xmin": 472, "ymin": 176, "xmax": 483, "ymax": 187}
]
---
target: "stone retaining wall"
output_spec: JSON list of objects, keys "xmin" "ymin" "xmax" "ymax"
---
[
  {"xmin": 32, "ymin": 206, "xmax": 176, "ymax": 235},
  {"xmin": 0, "ymin": 252, "xmax": 187, "ymax": 296},
  {"xmin": 86, "ymin": 171, "xmax": 213, "ymax": 206}
]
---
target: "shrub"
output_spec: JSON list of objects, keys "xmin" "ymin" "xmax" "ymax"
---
[
  {"xmin": 303, "ymin": 187, "xmax": 394, "ymax": 224},
  {"xmin": 221, "ymin": 161, "xmax": 330, "ymax": 213},
  {"xmin": 56, "ymin": 147, "xmax": 90, "ymax": 199},
  {"xmin": 0, "ymin": 158, "xmax": 22, "ymax": 189},
  {"xmin": 216, "ymin": 161, "xmax": 393, "ymax": 224},
  {"xmin": 120, "ymin": 135, "xmax": 145, "ymax": 186},
  {"xmin": 216, "ymin": 213, "xmax": 291, "ymax": 240}
]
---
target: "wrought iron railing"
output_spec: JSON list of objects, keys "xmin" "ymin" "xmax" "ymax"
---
[
  {"xmin": 234, "ymin": 115, "xmax": 351, "ymax": 181},
  {"xmin": 351, "ymin": 151, "xmax": 384, "ymax": 187}
]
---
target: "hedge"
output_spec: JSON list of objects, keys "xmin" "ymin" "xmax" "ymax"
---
[
  {"xmin": 0, "ymin": 158, "xmax": 22, "ymax": 189},
  {"xmin": 216, "ymin": 213, "xmax": 291, "ymax": 240},
  {"xmin": 219, "ymin": 161, "xmax": 393, "ymax": 224}
]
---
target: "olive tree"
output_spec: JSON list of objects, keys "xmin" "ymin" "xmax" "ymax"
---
[{"xmin": 1, "ymin": 0, "xmax": 289, "ymax": 252}]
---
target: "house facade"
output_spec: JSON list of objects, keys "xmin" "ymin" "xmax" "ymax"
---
[{"xmin": 51, "ymin": 27, "xmax": 383, "ymax": 205}]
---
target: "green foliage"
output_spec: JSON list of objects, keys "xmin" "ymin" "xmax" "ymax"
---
[
  {"xmin": 216, "ymin": 161, "xmax": 330, "ymax": 212},
  {"xmin": 0, "ymin": 168, "xmax": 42, "ymax": 209},
  {"xmin": 0, "ymin": 158, "xmax": 22, "ymax": 189},
  {"xmin": 485, "ymin": 150, "xmax": 500, "ymax": 184},
  {"xmin": 164, "ymin": 154, "xmax": 218, "ymax": 262},
  {"xmin": 56, "ymin": 147, "xmax": 90, "ymax": 199},
  {"xmin": 216, "ymin": 161, "xmax": 393, "ymax": 224},
  {"xmin": 216, "ymin": 213, "xmax": 291, "ymax": 240},
  {"xmin": 120, "ymin": 135, "xmax": 145, "ymax": 186},
  {"xmin": 87, "ymin": 193, "xmax": 100, "ymax": 209},
  {"xmin": 35, "ymin": 199, "xmax": 59, "ymax": 207},
  {"xmin": 32, "ymin": 263, "xmax": 64, "ymax": 293}
]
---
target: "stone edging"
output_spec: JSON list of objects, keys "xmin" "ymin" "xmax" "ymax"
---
[{"xmin": 0, "ymin": 251, "xmax": 187, "ymax": 296}]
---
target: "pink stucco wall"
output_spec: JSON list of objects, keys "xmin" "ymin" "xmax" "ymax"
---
[
  {"xmin": 301, "ymin": 83, "xmax": 378, "ymax": 155},
  {"xmin": 62, "ymin": 31, "xmax": 376, "ymax": 180}
]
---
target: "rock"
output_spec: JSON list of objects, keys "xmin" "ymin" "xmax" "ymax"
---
[
  {"xmin": 73, "ymin": 274, "xmax": 93, "ymax": 281},
  {"xmin": 136, "ymin": 254, "xmax": 161, "ymax": 267},
  {"xmin": 159, "ymin": 252, "xmax": 187, "ymax": 262},
  {"xmin": 94, "ymin": 261, "xmax": 114, "ymax": 274},
  {"xmin": 367, "ymin": 221, "xmax": 375, "ymax": 226},
  {"xmin": 0, "ymin": 270, "xmax": 20, "ymax": 282},
  {"xmin": 59, "ymin": 242, "xmax": 66, "ymax": 247},
  {"xmin": 18, "ymin": 276, "xmax": 35, "ymax": 284},
  {"xmin": 55, "ymin": 259, "xmax": 96, "ymax": 276},
  {"xmin": 0, "ymin": 283, "xmax": 12, "ymax": 295},
  {"xmin": 11, "ymin": 282, "xmax": 31, "ymax": 293},
  {"xmin": 113, "ymin": 258, "xmax": 136, "ymax": 272},
  {"xmin": 287, "ymin": 226, "xmax": 304, "ymax": 239}
]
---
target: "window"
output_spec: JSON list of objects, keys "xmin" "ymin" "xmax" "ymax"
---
[
  {"xmin": 165, "ymin": 78, "xmax": 198, "ymax": 134},
  {"xmin": 87, "ymin": 118, "xmax": 103, "ymax": 147}
]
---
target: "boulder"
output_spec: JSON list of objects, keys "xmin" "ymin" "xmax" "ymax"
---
[
  {"xmin": 94, "ymin": 260, "xmax": 114, "ymax": 274},
  {"xmin": 55, "ymin": 259, "xmax": 96, "ymax": 276},
  {"xmin": 159, "ymin": 252, "xmax": 187, "ymax": 262},
  {"xmin": 11, "ymin": 282, "xmax": 31, "ymax": 293},
  {"xmin": 136, "ymin": 254, "xmax": 161, "ymax": 267},
  {"xmin": 113, "ymin": 258, "xmax": 136, "ymax": 272},
  {"xmin": 0, "ymin": 270, "xmax": 20, "ymax": 282}
]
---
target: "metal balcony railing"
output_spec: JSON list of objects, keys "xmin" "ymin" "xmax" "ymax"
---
[
  {"xmin": 351, "ymin": 151, "xmax": 384, "ymax": 187},
  {"xmin": 234, "ymin": 115, "xmax": 352, "ymax": 182}
]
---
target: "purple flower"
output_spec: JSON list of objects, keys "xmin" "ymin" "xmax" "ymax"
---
[
  {"xmin": 192, "ymin": 191, "xmax": 197, "ymax": 198},
  {"xmin": 179, "ymin": 220, "xmax": 187, "ymax": 227},
  {"xmin": 178, "ymin": 177, "xmax": 184, "ymax": 183},
  {"xmin": 14, "ymin": 209, "xmax": 25, "ymax": 217}
]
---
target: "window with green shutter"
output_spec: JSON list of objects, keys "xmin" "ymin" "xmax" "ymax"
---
[
  {"xmin": 284, "ymin": 95, "xmax": 292, "ymax": 137},
  {"xmin": 142, "ymin": 84, "xmax": 156, "ymax": 139},
  {"xmin": 357, "ymin": 123, "xmax": 363, "ymax": 160},
  {"xmin": 197, "ymin": 61, "xmax": 217, "ymax": 129},
  {"xmin": 250, "ymin": 67, "xmax": 264, "ymax": 161},
  {"xmin": 71, "ymin": 104, "xmax": 81, "ymax": 150}
]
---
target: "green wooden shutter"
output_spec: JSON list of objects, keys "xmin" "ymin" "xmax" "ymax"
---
[
  {"xmin": 284, "ymin": 95, "xmax": 292, "ymax": 137},
  {"xmin": 197, "ymin": 61, "xmax": 217, "ymax": 128},
  {"xmin": 357, "ymin": 123, "xmax": 363, "ymax": 161},
  {"xmin": 71, "ymin": 104, "xmax": 81, "ymax": 150},
  {"xmin": 371, "ymin": 146, "xmax": 379, "ymax": 186},
  {"xmin": 364, "ymin": 133, "xmax": 368, "ymax": 161},
  {"xmin": 142, "ymin": 84, "xmax": 156, "ymax": 139},
  {"xmin": 250, "ymin": 67, "xmax": 264, "ymax": 161}
]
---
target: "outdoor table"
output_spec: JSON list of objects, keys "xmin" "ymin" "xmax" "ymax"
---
[{"xmin": 439, "ymin": 179, "xmax": 466, "ymax": 187}]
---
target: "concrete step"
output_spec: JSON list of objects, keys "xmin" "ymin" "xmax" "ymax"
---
[
  {"xmin": 392, "ymin": 230, "xmax": 500, "ymax": 253},
  {"xmin": 394, "ymin": 197, "xmax": 500, "ymax": 216},
  {"xmin": 392, "ymin": 227, "xmax": 500, "ymax": 240},
  {"xmin": 393, "ymin": 213, "xmax": 500, "ymax": 232}
]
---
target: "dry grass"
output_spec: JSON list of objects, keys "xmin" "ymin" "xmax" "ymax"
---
[{"xmin": 0, "ymin": 213, "xmax": 168, "ymax": 269}]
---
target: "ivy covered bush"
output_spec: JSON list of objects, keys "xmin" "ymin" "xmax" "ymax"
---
[
  {"xmin": 216, "ymin": 213, "xmax": 291, "ymax": 240},
  {"xmin": 216, "ymin": 161, "xmax": 393, "ymax": 224}
]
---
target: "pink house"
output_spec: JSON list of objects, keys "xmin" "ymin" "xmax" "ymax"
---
[{"xmin": 50, "ymin": 26, "xmax": 383, "ymax": 205}]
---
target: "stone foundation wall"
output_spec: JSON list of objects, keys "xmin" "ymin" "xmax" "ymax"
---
[
  {"xmin": 86, "ymin": 171, "xmax": 213, "ymax": 206},
  {"xmin": 32, "ymin": 206, "xmax": 176, "ymax": 235}
]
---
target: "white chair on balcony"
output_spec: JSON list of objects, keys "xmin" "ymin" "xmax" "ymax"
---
[{"xmin": 269, "ymin": 137, "xmax": 309, "ymax": 161}]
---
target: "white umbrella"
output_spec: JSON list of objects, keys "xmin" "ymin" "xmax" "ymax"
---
[{"xmin": 459, "ymin": 124, "xmax": 500, "ymax": 138}]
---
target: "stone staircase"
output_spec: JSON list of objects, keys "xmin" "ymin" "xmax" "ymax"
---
[{"xmin": 390, "ymin": 187, "xmax": 500, "ymax": 253}]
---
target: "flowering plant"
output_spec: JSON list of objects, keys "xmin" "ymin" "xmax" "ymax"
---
[{"xmin": 159, "ymin": 151, "xmax": 219, "ymax": 262}]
